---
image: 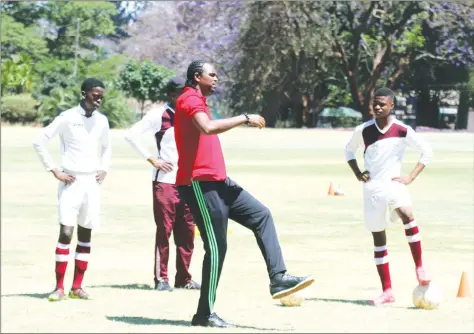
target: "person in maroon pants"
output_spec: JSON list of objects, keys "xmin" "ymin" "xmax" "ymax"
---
[{"xmin": 125, "ymin": 77, "xmax": 200, "ymax": 291}]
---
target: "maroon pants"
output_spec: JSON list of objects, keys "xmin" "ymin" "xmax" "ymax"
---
[{"xmin": 153, "ymin": 181, "xmax": 195, "ymax": 285}]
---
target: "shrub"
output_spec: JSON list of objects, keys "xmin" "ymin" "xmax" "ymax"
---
[
  {"xmin": 100, "ymin": 84, "xmax": 135, "ymax": 128},
  {"xmin": 0, "ymin": 94, "xmax": 39, "ymax": 124}
]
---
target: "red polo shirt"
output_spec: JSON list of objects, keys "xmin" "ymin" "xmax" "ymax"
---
[{"xmin": 174, "ymin": 87, "xmax": 227, "ymax": 185}]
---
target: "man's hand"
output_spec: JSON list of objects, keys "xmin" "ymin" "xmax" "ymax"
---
[
  {"xmin": 148, "ymin": 157, "xmax": 174, "ymax": 173},
  {"xmin": 247, "ymin": 114, "xmax": 266, "ymax": 129},
  {"xmin": 357, "ymin": 171, "xmax": 371, "ymax": 182},
  {"xmin": 96, "ymin": 170, "xmax": 107, "ymax": 184},
  {"xmin": 392, "ymin": 175, "xmax": 414, "ymax": 185},
  {"xmin": 52, "ymin": 169, "xmax": 76, "ymax": 184}
]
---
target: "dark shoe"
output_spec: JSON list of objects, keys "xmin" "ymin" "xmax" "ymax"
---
[
  {"xmin": 270, "ymin": 273, "xmax": 314, "ymax": 299},
  {"xmin": 155, "ymin": 280, "xmax": 173, "ymax": 291},
  {"xmin": 191, "ymin": 313, "xmax": 232, "ymax": 328},
  {"xmin": 175, "ymin": 280, "xmax": 201, "ymax": 290}
]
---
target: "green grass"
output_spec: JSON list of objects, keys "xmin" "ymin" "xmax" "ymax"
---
[{"xmin": 1, "ymin": 126, "xmax": 473, "ymax": 333}]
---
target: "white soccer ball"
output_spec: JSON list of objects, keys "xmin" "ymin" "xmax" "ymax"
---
[
  {"xmin": 412, "ymin": 282, "xmax": 441, "ymax": 310},
  {"xmin": 280, "ymin": 292, "xmax": 304, "ymax": 307}
]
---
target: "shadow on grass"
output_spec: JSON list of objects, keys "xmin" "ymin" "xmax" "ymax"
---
[
  {"xmin": 89, "ymin": 283, "xmax": 153, "ymax": 290},
  {"xmin": 107, "ymin": 316, "xmax": 189, "ymax": 326},
  {"xmin": 392, "ymin": 305, "xmax": 422, "ymax": 310},
  {"xmin": 1, "ymin": 292, "xmax": 50, "ymax": 299},
  {"xmin": 307, "ymin": 297, "xmax": 372, "ymax": 306},
  {"xmin": 107, "ymin": 315, "xmax": 285, "ymax": 331}
]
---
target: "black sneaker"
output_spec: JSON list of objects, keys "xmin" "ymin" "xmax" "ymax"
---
[
  {"xmin": 155, "ymin": 280, "xmax": 173, "ymax": 291},
  {"xmin": 191, "ymin": 313, "xmax": 232, "ymax": 327},
  {"xmin": 270, "ymin": 273, "xmax": 314, "ymax": 299}
]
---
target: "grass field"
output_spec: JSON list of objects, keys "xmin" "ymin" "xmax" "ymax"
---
[{"xmin": 1, "ymin": 125, "xmax": 473, "ymax": 333}]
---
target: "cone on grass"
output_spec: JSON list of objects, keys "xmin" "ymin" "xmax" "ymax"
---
[
  {"xmin": 328, "ymin": 183, "xmax": 335, "ymax": 196},
  {"xmin": 456, "ymin": 271, "xmax": 472, "ymax": 298},
  {"xmin": 334, "ymin": 184, "xmax": 345, "ymax": 197}
]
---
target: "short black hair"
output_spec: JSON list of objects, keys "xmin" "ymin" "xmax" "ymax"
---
[
  {"xmin": 185, "ymin": 60, "xmax": 205, "ymax": 87},
  {"xmin": 166, "ymin": 76, "xmax": 186, "ymax": 93},
  {"xmin": 81, "ymin": 77, "xmax": 105, "ymax": 93},
  {"xmin": 374, "ymin": 87, "xmax": 395, "ymax": 101}
]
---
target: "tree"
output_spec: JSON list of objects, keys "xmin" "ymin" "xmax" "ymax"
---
[
  {"xmin": 116, "ymin": 59, "xmax": 174, "ymax": 119},
  {"xmin": 0, "ymin": 14, "xmax": 48, "ymax": 60},
  {"xmin": 121, "ymin": 1, "xmax": 245, "ymax": 97},
  {"xmin": 33, "ymin": 58, "xmax": 87, "ymax": 97},
  {"xmin": 234, "ymin": 1, "xmax": 473, "ymax": 125},
  {"xmin": 455, "ymin": 70, "xmax": 474, "ymax": 130},
  {"xmin": 0, "ymin": 1, "xmax": 45, "ymax": 27},
  {"xmin": 108, "ymin": 0, "xmax": 149, "ymax": 41},
  {"xmin": 394, "ymin": 2, "xmax": 474, "ymax": 128},
  {"xmin": 42, "ymin": 1, "xmax": 117, "ymax": 58},
  {"xmin": 326, "ymin": 1, "xmax": 473, "ymax": 121},
  {"xmin": 38, "ymin": 86, "xmax": 79, "ymax": 125},
  {"xmin": 1, "ymin": 53, "xmax": 34, "ymax": 96},
  {"xmin": 231, "ymin": 1, "xmax": 340, "ymax": 127}
]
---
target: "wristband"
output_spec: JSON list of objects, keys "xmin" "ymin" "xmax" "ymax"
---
[{"xmin": 243, "ymin": 113, "xmax": 250, "ymax": 125}]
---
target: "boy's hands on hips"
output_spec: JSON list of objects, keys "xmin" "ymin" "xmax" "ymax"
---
[
  {"xmin": 52, "ymin": 169, "xmax": 76, "ymax": 184},
  {"xmin": 356, "ymin": 171, "xmax": 371, "ymax": 182},
  {"xmin": 392, "ymin": 175, "xmax": 414, "ymax": 185},
  {"xmin": 148, "ymin": 157, "xmax": 174, "ymax": 173},
  {"xmin": 96, "ymin": 170, "xmax": 107, "ymax": 184}
]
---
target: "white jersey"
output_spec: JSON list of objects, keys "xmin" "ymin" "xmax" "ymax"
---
[
  {"xmin": 32, "ymin": 105, "xmax": 111, "ymax": 173},
  {"xmin": 124, "ymin": 105, "xmax": 177, "ymax": 184},
  {"xmin": 344, "ymin": 118, "xmax": 432, "ymax": 182}
]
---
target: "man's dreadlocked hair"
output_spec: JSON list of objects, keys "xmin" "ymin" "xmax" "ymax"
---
[{"xmin": 185, "ymin": 60, "xmax": 205, "ymax": 87}]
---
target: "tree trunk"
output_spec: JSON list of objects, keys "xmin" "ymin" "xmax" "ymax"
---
[
  {"xmin": 455, "ymin": 90, "xmax": 469, "ymax": 130},
  {"xmin": 262, "ymin": 91, "xmax": 279, "ymax": 128},
  {"xmin": 361, "ymin": 88, "xmax": 375, "ymax": 121},
  {"xmin": 416, "ymin": 89, "xmax": 439, "ymax": 128}
]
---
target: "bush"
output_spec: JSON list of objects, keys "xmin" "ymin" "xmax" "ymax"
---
[
  {"xmin": 1, "ymin": 94, "xmax": 39, "ymax": 124},
  {"xmin": 100, "ymin": 84, "xmax": 135, "ymax": 128},
  {"xmin": 330, "ymin": 115, "xmax": 361, "ymax": 128},
  {"xmin": 38, "ymin": 87, "xmax": 79, "ymax": 126}
]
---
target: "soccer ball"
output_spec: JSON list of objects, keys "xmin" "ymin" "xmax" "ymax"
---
[
  {"xmin": 412, "ymin": 282, "xmax": 441, "ymax": 310},
  {"xmin": 280, "ymin": 292, "xmax": 304, "ymax": 307}
]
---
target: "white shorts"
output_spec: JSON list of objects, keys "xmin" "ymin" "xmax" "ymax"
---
[
  {"xmin": 363, "ymin": 180, "xmax": 412, "ymax": 232},
  {"xmin": 57, "ymin": 171, "xmax": 100, "ymax": 229}
]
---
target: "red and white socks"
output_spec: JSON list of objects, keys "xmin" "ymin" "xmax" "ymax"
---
[
  {"xmin": 55, "ymin": 242, "xmax": 70, "ymax": 290},
  {"xmin": 374, "ymin": 245, "xmax": 392, "ymax": 291},
  {"xmin": 72, "ymin": 241, "xmax": 91, "ymax": 290},
  {"xmin": 370, "ymin": 244, "xmax": 395, "ymax": 305},
  {"xmin": 54, "ymin": 241, "xmax": 91, "ymax": 291},
  {"xmin": 403, "ymin": 218, "xmax": 429, "ymax": 285}
]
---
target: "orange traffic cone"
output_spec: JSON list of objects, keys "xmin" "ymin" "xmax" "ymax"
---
[
  {"xmin": 328, "ymin": 182, "xmax": 335, "ymax": 196},
  {"xmin": 456, "ymin": 271, "xmax": 472, "ymax": 298}
]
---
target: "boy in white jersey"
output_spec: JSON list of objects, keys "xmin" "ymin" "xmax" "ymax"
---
[
  {"xmin": 124, "ymin": 77, "xmax": 200, "ymax": 291},
  {"xmin": 344, "ymin": 87, "xmax": 433, "ymax": 306},
  {"xmin": 33, "ymin": 78, "xmax": 111, "ymax": 301}
]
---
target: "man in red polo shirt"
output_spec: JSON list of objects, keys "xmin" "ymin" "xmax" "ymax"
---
[{"xmin": 175, "ymin": 60, "xmax": 314, "ymax": 328}]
